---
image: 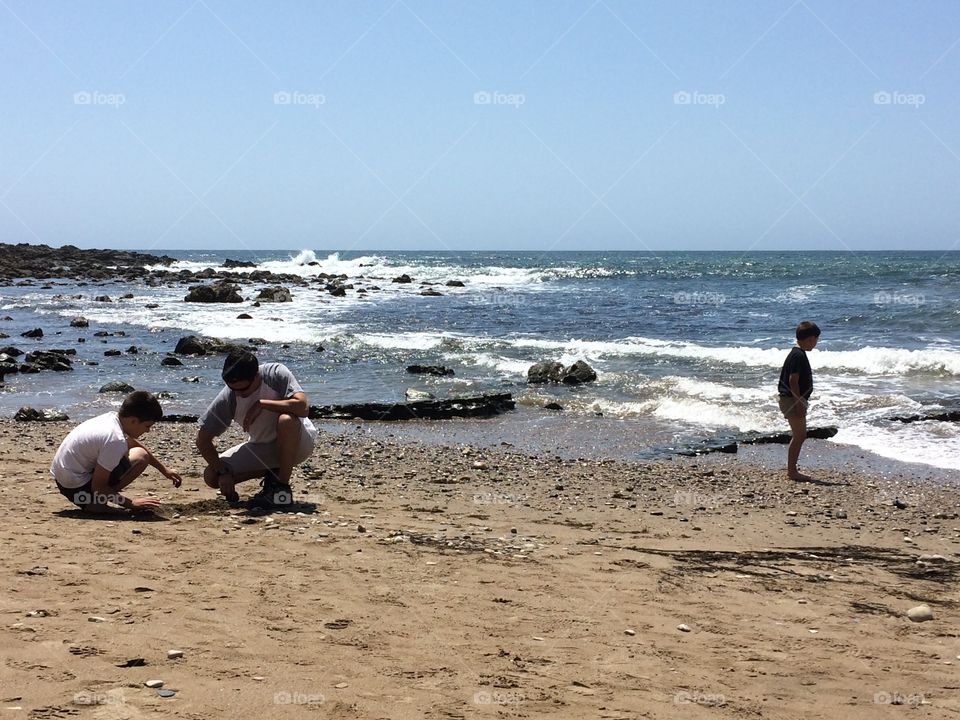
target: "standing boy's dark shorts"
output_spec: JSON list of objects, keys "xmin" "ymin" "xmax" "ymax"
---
[
  {"xmin": 56, "ymin": 456, "xmax": 131, "ymax": 506},
  {"xmin": 778, "ymin": 395, "xmax": 808, "ymax": 419}
]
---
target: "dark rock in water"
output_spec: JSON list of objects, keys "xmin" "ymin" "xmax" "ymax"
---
[
  {"xmin": 309, "ymin": 393, "xmax": 515, "ymax": 421},
  {"xmin": 70, "ymin": 317, "xmax": 89, "ymax": 328},
  {"xmin": 21, "ymin": 328, "xmax": 43, "ymax": 338},
  {"xmin": 126, "ymin": 346, "xmax": 138, "ymax": 354},
  {"xmin": 545, "ymin": 402, "xmax": 564, "ymax": 411},
  {"xmin": 24, "ymin": 350, "xmax": 73, "ymax": 371},
  {"xmin": 122, "ymin": 293, "xmax": 133, "ymax": 299},
  {"xmin": 248, "ymin": 338, "xmax": 268, "ymax": 346},
  {"xmin": 237, "ymin": 313, "xmax": 253, "ymax": 320},
  {"xmin": 0, "ymin": 360, "xmax": 18, "ymax": 377},
  {"xmin": 255, "ymin": 286, "xmax": 292, "ymax": 302},
  {"xmin": 99, "ymin": 381, "xmax": 135, "ymax": 393},
  {"xmin": 561, "ymin": 360, "xmax": 597, "ymax": 384},
  {"xmin": 889, "ymin": 408, "xmax": 960, "ymax": 424},
  {"xmin": 527, "ymin": 361, "xmax": 565, "ymax": 384},
  {"xmin": 420, "ymin": 289, "xmax": 443, "ymax": 297},
  {"xmin": 14, "ymin": 406, "xmax": 69, "ymax": 422},
  {"xmin": 145, "ymin": 303, "xmax": 159, "ymax": 309},
  {"xmin": 314, "ymin": 345, "xmax": 325, "ymax": 352},
  {"xmin": 94, "ymin": 295, "xmax": 112, "ymax": 302},
  {"xmin": 406, "ymin": 365, "xmax": 454, "ymax": 377},
  {"xmin": 93, "ymin": 331, "xmax": 110, "ymax": 337},
  {"xmin": 161, "ymin": 356, "xmax": 184, "ymax": 367},
  {"xmin": 184, "ymin": 281, "xmax": 242, "ymax": 303},
  {"xmin": 160, "ymin": 414, "xmax": 199, "ymax": 423},
  {"xmin": 741, "ymin": 427, "xmax": 838, "ymax": 444},
  {"xmin": 392, "ymin": 274, "xmax": 413, "ymax": 284},
  {"xmin": 0, "ymin": 346, "xmax": 24, "ymax": 358},
  {"xmin": 223, "ymin": 258, "xmax": 256, "ymax": 268},
  {"xmin": 445, "ymin": 280, "xmax": 465, "ymax": 287},
  {"xmin": 181, "ymin": 376, "xmax": 201, "ymax": 383},
  {"xmin": 19, "ymin": 363, "xmax": 40, "ymax": 373},
  {"xmin": 173, "ymin": 335, "xmax": 249, "ymax": 357},
  {"xmin": 0, "ymin": 333, "xmax": 7, "ymax": 339},
  {"xmin": 0, "ymin": 243, "xmax": 175, "ymax": 281},
  {"xmin": 327, "ymin": 284, "xmax": 346, "ymax": 297},
  {"xmin": 104, "ymin": 349, "xmax": 122, "ymax": 357}
]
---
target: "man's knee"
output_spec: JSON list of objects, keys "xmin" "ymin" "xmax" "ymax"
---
[
  {"xmin": 203, "ymin": 465, "xmax": 221, "ymax": 488},
  {"xmin": 277, "ymin": 413, "xmax": 299, "ymax": 432}
]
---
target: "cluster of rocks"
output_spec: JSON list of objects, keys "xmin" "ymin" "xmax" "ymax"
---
[
  {"xmin": 0, "ymin": 243, "xmax": 176, "ymax": 281},
  {"xmin": 527, "ymin": 359, "xmax": 597, "ymax": 385},
  {"xmin": 0, "ymin": 346, "xmax": 74, "ymax": 380},
  {"xmin": 308, "ymin": 393, "xmax": 515, "ymax": 421}
]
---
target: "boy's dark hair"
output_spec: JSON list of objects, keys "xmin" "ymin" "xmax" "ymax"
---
[
  {"xmin": 119, "ymin": 390, "xmax": 164, "ymax": 422},
  {"xmin": 796, "ymin": 320, "xmax": 821, "ymax": 341},
  {"xmin": 222, "ymin": 349, "xmax": 259, "ymax": 383}
]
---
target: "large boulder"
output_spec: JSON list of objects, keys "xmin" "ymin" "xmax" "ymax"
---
[
  {"xmin": 527, "ymin": 361, "xmax": 565, "ymax": 384},
  {"xmin": 14, "ymin": 406, "xmax": 69, "ymax": 422},
  {"xmin": 173, "ymin": 335, "xmax": 249, "ymax": 357},
  {"xmin": 21, "ymin": 328, "xmax": 43, "ymax": 338},
  {"xmin": 561, "ymin": 360, "xmax": 598, "ymax": 385},
  {"xmin": 392, "ymin": 274, "xmax": 413, "ymax": 284},
  {"xmin": 255, "ymin": 286, "xmax": 293, "ymax": 303},
  {"xmin": 184, "ymin": 281, "xmax": 243, "ymax": 303},
  {"xmin": 223, "ymin": 258, "xmax": 257, "ymax": 268},
  {"xmin": 99, "ymin": 381, "xmax": 135, "ymax": 393},
  {"xmin": 70, "ymin": 317, "xmax": 89, "ymax": 328},
  {"xmin": 24, "ymin": 350, "xmax": 73, "ymax": 371},
  {"xmin": 0, "ymin": 346, "xmax": 24, "ymax": 357}
]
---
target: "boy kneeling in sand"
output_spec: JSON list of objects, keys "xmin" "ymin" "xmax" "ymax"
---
[
  {"xmin": 51, "ymin": 391, "xmax": 183, "ymax": 511},
  {"xmin": 197, "ymin": 350, "xmax": 317, "ymax": 510}
]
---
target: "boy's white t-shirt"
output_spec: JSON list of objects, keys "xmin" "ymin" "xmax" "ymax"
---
[{"xmin": 50, "ymin": 412, "xmax": 128, "ymax": 488}]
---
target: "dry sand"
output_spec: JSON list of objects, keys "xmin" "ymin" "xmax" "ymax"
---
[{"xmin": 2, "ymin": 419, "xmax": 959, "ymax": 719}]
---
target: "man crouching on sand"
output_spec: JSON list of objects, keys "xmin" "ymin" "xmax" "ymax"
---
[
  {"xmin": 197, "ymin": 349, "xmax": 317, "ymax": 510},
  {"xmin": 51, "ymin": 391, "xmax": 182, "ymax": 512}
]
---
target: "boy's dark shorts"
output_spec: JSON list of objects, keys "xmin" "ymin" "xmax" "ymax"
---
[
  {"xmin": 57, "ymin": 456, "xmax": 131, "ymax": 506},
  {"xmin": 778, "ymin": 395, "xmax": 809, "ymax": 419}
]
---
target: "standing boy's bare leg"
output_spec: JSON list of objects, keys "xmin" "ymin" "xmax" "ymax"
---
[{"xmin": 786, "ymin": 412, "xmax": 812, "ymax": 481}]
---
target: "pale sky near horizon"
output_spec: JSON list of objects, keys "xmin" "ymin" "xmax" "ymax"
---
[{"xmin": 2, "ymin": 1, "xmax": 959, "ymax": 252}]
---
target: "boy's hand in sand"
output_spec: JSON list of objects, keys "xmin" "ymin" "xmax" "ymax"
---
[
  {"xmin": 164, "ymin": 469, "xmax": 183, "ymax": 488},
  {"xmin": 130, "ymin": 496, "xmax": 161, "ymax": 510}
]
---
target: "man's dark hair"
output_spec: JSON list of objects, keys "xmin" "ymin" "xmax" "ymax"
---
[
  {"xmin": 119, "ymin": 390, "xmax": 164, "ymax": 422},
  {"xmin": 796, "ymin": 320, "xmax": 821, "ymax": 341},
  {"xmin": 222, "ymin": 349, "xmax": 259, "ymax": 383}
]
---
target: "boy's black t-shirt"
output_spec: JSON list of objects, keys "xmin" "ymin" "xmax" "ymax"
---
[{"xmin": 778, "ymin": 347, "xmax": 812, "ymax": 398}]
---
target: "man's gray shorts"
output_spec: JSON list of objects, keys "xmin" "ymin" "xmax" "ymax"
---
[{"xmin": 220, "ymin": 425, "xmax": 316, "ymax": 478}]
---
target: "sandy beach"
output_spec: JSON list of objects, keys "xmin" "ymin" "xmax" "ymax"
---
[{"xmin": 2, "ymin": 419, "xmax": 958, "ymax": 719}]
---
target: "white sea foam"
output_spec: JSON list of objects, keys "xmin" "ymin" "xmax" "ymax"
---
[{"xmin": 831, "ymin": 422, "xmax": 960, "ymax": 471}]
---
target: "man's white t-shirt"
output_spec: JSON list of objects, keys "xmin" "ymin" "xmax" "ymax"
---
[
  {"xmin": 50, "ymin": 412, "xmax": 128, "ymax": 489},
  {"xmin": 233, "ymin": 379, "xmax": 317, "ymax": 444}
]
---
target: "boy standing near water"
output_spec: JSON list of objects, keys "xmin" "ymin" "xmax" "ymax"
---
[
  {"xmin": 51, "ymin": 391, "xmax": 182, "ymax": 512},
  {"xmin": 778, "ymin": 321, "xmax": 821, "ymax": 481}
]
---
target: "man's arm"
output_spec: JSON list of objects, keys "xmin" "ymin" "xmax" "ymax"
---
[
  {"xmin": 258, "ymin": 391, "xmax": 308, "ymax": 417},
  {"xmin": 196, "ymin": 428, "xmax": 227, "ymax": 472}
]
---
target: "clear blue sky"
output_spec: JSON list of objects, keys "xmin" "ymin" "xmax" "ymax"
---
[{"xmin": 2, "ymin": 0, "xmax": 958, "ymax": 251}]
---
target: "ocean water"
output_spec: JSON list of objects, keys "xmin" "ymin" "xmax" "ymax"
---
[{"xmin": 1, "ymin": 249, "xmax": 959, "ymax": 470}]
